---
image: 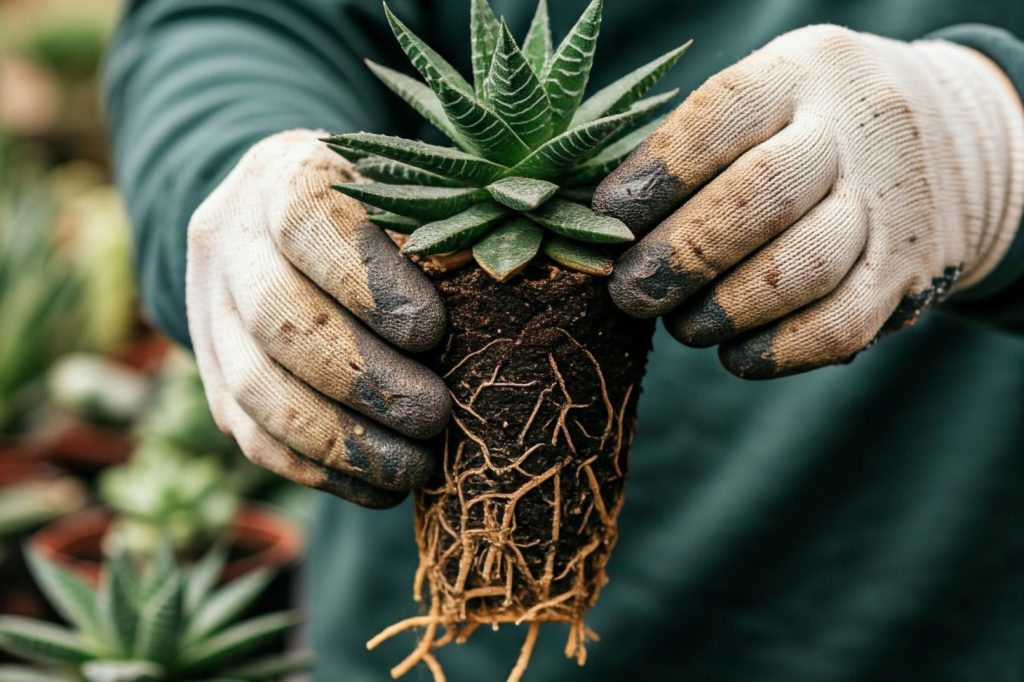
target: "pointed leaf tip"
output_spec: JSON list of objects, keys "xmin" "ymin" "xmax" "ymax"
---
[
  {"xmin": 530, "ymin": 199, "xmax": 633, "ymax": 244},
  {"xmin": 384, "ymin": 2, "xmax": 473, "ymax": 97},
  {"xmin": 470, "ymin": 0, "xmax": 502, "ymax": 99},
  {"xmin": 543, "ymin": 236, "xmax": 614, "ymax": 276},
  {"xmin": 543, "ymin": 0, "xmax": 603, "ymax": 133},
  {"xmin": 403, "ymin": 203, "xmax": 508, "ymax": 255},
  {"xmin": 522, "ymin": 0, "xmax": 553, "ymax": 76},
  {"xmin": 334, "ymin": 183, "xmax": 488, "ymax": 221},
  {"xmin": 484, "ymin": 21, "xmax": 551, "ymax": 148},
  {"xmin": 572, "ymin": 39, "xmax": 691, "ymax": 125},
  {"xmin": 486, "ymin": 177, "xmax": 558, "ymax": 211},
  {"xmin": 473, "ymin": 218, "xmax": 544, "ymax": 281}
]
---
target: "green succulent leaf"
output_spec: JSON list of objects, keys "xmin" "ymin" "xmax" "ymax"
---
[
  {"xmin": 142, "ymin": 540, "xmax": 175, "ymax": 602},
  {"xmin": 0, "ymin": 617, "xmax": 93, "ymax": 665},
  {"xmin": 355, "ymin": 157, "xmax": 465, "ymax": 187},
  {"xmin": 611, "ymin": 89, "xmax": 679, "ymax": 140},
  {"xmin": 333, "ymin": 184, "xmax": 487, "ymax": 221},
  {"xmin": 403, "ymin": 203, "xmax": 508, "ymax": 255},
  {"xmin": 326, "ymin": 144, "xmax": 367, "ymax": 163},
  {"xmin": 184, "ymin": 545, "xmax": 228, "ymax": 615},
  {"xmin": 81, "ymin": 661, "xmax": 163, "ymax": 682},
  {"xmin": 543, "ymin": 0, "xmax": 603, "ymax": 134},
  {"xmin": 96, "ymin": 550, "xmax": 138, "ymax": 656},
  {"xmin": 543, "ymin": 236, "xmax": 614, "ymax": 276},
  {"xmin": 364, "ymin": 60, "xmax": 466, "ymax": 147},
  {"xmin": 383, "ymin": 3, "xmax": 473, "ymax": 97},
  {"xmin": 0, "ymin": 665, "xmax": 68, "ymax": 682},
  {"xmin": 219, "ymin": 653, "xmax": 315, "ymax": 680},
  {"xmin": 470, "ymin": 0, "xmax": 501, "ymax": 99},
  {"xmin": 486, "ymin": 177, "xmax": 558, "ymax": 211},
  {"xmin": 432, "ymin": 78, "xmax": 531, "ymax": 165},
  {"xmin": 522, "ymin": 0, "xmax": 553, "ymax": 76},
  {"xmin": 324, "ymin": 133, "xmax": 506, "ymax": 184},
  {"xmin": 176, "ymin": 612, "xmax": 301, "ymax": 674},
  {"xmin": 484, "ymin": 22, "xmax": 551, "ymax": 148},
  {"xmin": 184, "ymin": 569, "xmax": 274, "ymax": 645},
  {"xmin": 132, "ymin": 572, "xmax": 181, "ymax": 665},
  {"xmin": 572, "ymin": 40, "xmax": 691, "ymax": 125},
  {"xmin": 529, "ymin": 199, "xmax": 633, "ymax": 244},
  {"xmin": 368, "ymin": 212, "xmax": 421, "ymax": 234},
  {"xmin": 508, "ymin": 107, "xmax": 650, "ymax": 180},
  {"xmin": 567, "ymin": 117, "xmax": 663, "ymax": 185},
  {"xmin": 382, "ymin": 3, "xmax": 529, "ymax": 163},
  {"xmin": 472, "ymin": 218, "xmax": 544, "ymax": 281},
  {"xmin": 25, "ymin": 550, "xmax": 100, "ymax": 640}
]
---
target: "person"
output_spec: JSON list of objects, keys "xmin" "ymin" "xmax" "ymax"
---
[{"xmin": 105, "ymin": 1, "xmax": 1024, "ymax": 680}]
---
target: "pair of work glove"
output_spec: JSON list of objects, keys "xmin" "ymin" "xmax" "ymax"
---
[{"xmin": 187, "ymin": 26, "xmax": 1024, "ymax": 506}]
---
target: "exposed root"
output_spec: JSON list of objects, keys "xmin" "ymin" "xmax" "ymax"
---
[
  {"xmin": 422, "ymin": 652, "xmax": 447, "ymax": 682},
  {"xmin": 508, "ymin": 623, "xmax": 540, "ymax": 682},
  {"xmin": 371, "ymin": 265, "xmax": 653, "ymax": 682}
]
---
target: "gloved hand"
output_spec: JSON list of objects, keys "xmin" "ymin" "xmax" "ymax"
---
[
  {"xmin": 594, "ymin": 25, "xmax": 1024, "ymax": 379},
  {"xmin": 186, "ymin": 130, "xmax": 450, "ymax": 508}
]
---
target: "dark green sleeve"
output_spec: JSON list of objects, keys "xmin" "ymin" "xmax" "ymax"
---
[
  {"xmin": 103, "ymin": 0, "xmax": 426, "ymax": 347},
  {"xmin": 930, "ymin": 25, "xmax": 1024, "ymax": 332}
]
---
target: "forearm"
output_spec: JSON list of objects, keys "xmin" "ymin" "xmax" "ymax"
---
[
  {"xmin": 931, "ymin": 25, "xmax": 1024, "ymax": 331},
  {"xmin": 104, "ymin": 0, "xmax": 404, "ymax": 346}
]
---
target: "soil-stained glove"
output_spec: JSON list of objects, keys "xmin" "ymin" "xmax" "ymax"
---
[
  {"xmin": 594, "ymin": 26, "xmax": 1024, "ymax": 379},
  {"xmin": 187, "ymin": 130, "xmax": 450, "ymax": 508}
]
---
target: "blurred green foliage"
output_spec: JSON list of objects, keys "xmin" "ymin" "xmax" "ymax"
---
[{"xmin": 0, "ymin": 138, "xmax": 85, "ymax": 434}]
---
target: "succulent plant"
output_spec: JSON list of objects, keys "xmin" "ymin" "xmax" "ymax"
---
[
  {"xmin": 0, "ymin": 140, "xmax": 84, "ymax": 435},
  {"xmin": 0, "ymin": 545, "xmax": 310, "ymax": 681},
  {"xmin": 0, "ymin": 479, "xmax": 86, "ymax": 541},
  {"xmin": 326, "ymin": 0, "xmax": 689, "ymax": 281},
  {"xmin": 99, "ymin": 440, "xmax": 241, "ymax": 561}
]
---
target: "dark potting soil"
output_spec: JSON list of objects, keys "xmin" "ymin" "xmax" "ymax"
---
[{"xmin": 418, "ymin": 260, "xmax": 655, "ymax": 621}]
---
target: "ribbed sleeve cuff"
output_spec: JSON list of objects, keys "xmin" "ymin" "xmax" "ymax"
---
[{"xmin": 928, "ymin": 25, "xmax": 1024, "ymax": 330}]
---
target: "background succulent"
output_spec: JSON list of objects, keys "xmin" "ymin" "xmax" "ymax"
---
[
  {"xmin": 326, "ymin": 0, "xmax": 689, "ymax": 281},
  {"xmin": 0, "ymin": 545, "xmax": 310, "ymax": 681}
]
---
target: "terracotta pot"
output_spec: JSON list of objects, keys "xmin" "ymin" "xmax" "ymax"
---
[
  {"xmin": 115, "ymin": 332, "xmax": 172, "ymax": 375},
  {"xmin": 0, "ymin": 446, "xmax": 58, "ymax": 487},
  {"xmin": 0, "ymin": 449, "xmax": 66, "ymax": 626},
  {"xmin": 29, "ymin": 504, "xmax": 304, "ymax": 586},
  {"xmin": 42, "ymin": 422, "xmax": 134, "ymax": 472}
]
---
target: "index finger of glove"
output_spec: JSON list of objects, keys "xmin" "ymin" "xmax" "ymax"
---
[
  {"xmin": 272, "ymin": 149, "xmax": 446, "ymax": 353},
  {"xmin": 593, "ymin": 47, "xmax": 799, "ymax": 236},
  {"xmin": 609, "ymin": 119, "xmax": 837, "ymax": 318}
]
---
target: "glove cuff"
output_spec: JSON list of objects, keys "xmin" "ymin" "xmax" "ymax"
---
[{"xmin": 907, "ymin": 39, "xmax": 1024, "ymax": 293}]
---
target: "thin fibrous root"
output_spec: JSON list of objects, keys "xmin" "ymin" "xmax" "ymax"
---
[
  {"xmin": 389, "ymin": 601, "xmax": 440, "ymax": 679},
  {"xmin": 422, "ymin": 652, "xmax": 447, "ymax": 682},
  {"xmin": 507, "ymin": 622, "xmax": 541, "ymax": 682},
  {"xmin": 367, "ymin": 616, "xmax": 439, "ymax": 650}
]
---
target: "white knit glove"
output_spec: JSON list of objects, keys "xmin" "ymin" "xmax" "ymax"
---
[
  {"xmin": 594, "ymin": 25, "xmax": 1024, "ymax": 379},
  {"xmin": 186, "ymin": 130, "xmax": 450, "ymax": 508}
]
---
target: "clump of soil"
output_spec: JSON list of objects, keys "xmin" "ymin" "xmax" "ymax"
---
[{"xmin": 369, "ymin": 261, "xmax": 654, "ymax": 681}]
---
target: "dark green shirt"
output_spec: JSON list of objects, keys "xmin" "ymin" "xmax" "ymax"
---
[{"xmin": 105, "ymin": 2, "xmax": 1024, "ymax": 680}]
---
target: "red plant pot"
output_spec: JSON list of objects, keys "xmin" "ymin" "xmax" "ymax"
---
[{"xmin": 29, "ymin": 505, "xmax": 304, "ymax": 586}]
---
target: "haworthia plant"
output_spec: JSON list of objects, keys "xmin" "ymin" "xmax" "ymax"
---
[
  {"xmin": 0, "ymin": 547, "xmax": 311, "ymax": 681},
  {"xmin": 327, "ymin": 0, "xmax": 690, "ymax": 282}
]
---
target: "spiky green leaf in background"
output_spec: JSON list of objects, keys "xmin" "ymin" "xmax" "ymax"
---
[
  {"xmin": 0, "ymin": 548, "xmax": 309, "ymax": 681},
  {"xmin": 327, "ymin": 0, "xmax": 689, "ymax": 282}
]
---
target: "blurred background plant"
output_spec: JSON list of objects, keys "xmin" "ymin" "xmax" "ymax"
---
[
  {"xmin": 0, "ymin": 545, "xmax": 312, "ymax": 681},
  {"xmin": 1, "ymin": 0, "xmax": 312, "ymax": 673}
]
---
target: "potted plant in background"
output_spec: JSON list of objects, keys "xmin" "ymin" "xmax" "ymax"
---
[
  {"xmin": 0, "ymin": 462, "xmax": 86, "ymax": 643},
  {"xmin": 0, "ymin": 138, "xmax": 84, "ymax": 449},
  {"xmin": 0, "ymin": 545, "xmax": 312, "ymax": 680},
  {"xmin": 31, "ymin": 358, "xmax": 304, "ymax": 587}
]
